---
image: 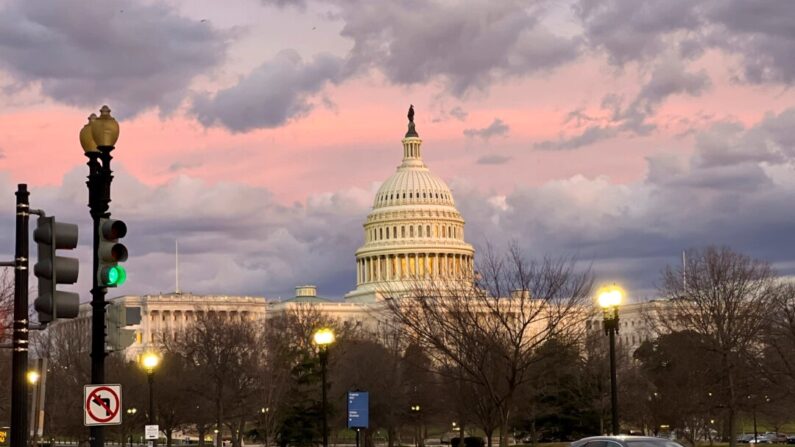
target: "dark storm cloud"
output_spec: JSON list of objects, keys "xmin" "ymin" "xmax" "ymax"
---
[
  {"xmin": 464, "ymin": 118, "xmax": 510, "ymax": 140},
  {"xmin": 706, "ymin": 0, "xmax": 795, "ymax": 84},
  {"xmin": 337, "ymin": 0, "xmax": 581, "ymax": 96},
  {"xmin": 575, "ymin": 0, "xmax": 702, "ymax": 65},
  {"xmin": 191, "ymin": 50, "xmax": 344, "ymax": 132},
  {"xmin": 577, "ymin": 0, "xmax": 795, "ymax": 86},
  {"xmin": 0, "ymin": 0, "xmax": 228, "ymax": 117}
]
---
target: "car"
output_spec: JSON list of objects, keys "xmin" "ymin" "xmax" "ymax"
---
[
  {"xmin": 572, "ymin": 436, "xmax": 686, "ymax": 447},
  {"xmin": 749, "ymin": 438, "xmax": 772, "ymax": 444},
  {"xmin": 786, "ymin": 436, "xmax": 795, "ymax": 444}
]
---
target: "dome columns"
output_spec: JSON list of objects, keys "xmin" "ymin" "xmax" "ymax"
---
[
  {"xmin": 356, "ymin": 252, "xmax": 474, "ymax": 285},
  {"xmin": 402, "ymin": 137, "xmax": 423, "ymax": 161}
]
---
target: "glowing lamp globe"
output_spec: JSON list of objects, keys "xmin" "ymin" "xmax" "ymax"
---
[
  {"xmin": 313, "ymin": 328, "xmax": 335, "ymax": 346},
  {"xmin": 141, "ymin": 352, "xmax": 161, "ymax": 373},
  {"xmin": 597, "ymin": 286, "xmax": 624, "ymax": 308}
]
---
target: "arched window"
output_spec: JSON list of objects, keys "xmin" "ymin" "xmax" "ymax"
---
[
  {"xmin": 418, "ymin": 226, "xmax": 423, "ymax": 237},
  {"xmin": 379, "ymin": 228, "xmax": 383, "ymax": 240},
  {"xmin": 401, "ymin": 226, "xmax": 406, "ymax": 238},
  {"xmin": 386, "ymin": 228, "xmax": 390, "ymax": 239},
  {"xmin": 393, "ymin": 227, "xmax": 397, "ymax": 238},
  {"xmin": 426, "ymin": 225, "xmax": 431, "ymax": 237},
  {"xmin": 410, "ymin": 226, "xmax": 414, "ymax": 237}
]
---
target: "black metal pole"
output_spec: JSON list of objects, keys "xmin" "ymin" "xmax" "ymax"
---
[
  {"xmin": 87, "ymin": 146, "xmax": 114, "ymax": 447},
  {"xmin": 149, "ymin": 372, "xmax": 156, "ymax": 447},
  {"xmin": 752, "ymin": 406, "xmax": 757, "ymax": 443},
  {"xmin": 320, "ymin": 349, "xmax": 328, "ymax": 447},
  {"xmin": 609, "ymin": 328, "xmax": 619, "ymax": 435},
  {"xmin": 10, "ymin": 184, "xmax": 29, "ymax": 447}
]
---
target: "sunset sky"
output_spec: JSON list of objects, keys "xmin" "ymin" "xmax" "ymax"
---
[{"xmin": 0, "ymin": 0, "xmax": 794, "ymax": 301}]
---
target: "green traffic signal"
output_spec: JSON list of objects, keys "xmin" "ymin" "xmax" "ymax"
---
[
  {"xmin": 101, "ymin": 265, "xmax": 127, "ymax": 286},
  {"xmin": 98, "ymin": 218, "xmax": 128, "ymax": 287},
  {"xmin": 109, "ymin": 265, "xmax": 126, "ymax": 286}
]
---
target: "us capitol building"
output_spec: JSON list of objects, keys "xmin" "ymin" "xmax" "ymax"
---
[
  {"xmin": 73, "ymin": 108, "xmax": 489, "ymax": 358},
  {"xmin": 65, "ymin": 108, "xmax": 651, "ymax": 358}
]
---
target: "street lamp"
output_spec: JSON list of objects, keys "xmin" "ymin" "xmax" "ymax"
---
[
  {"xmin": 126, "ymin": 408, "xmax": 138, "ymax": 447},
  {"xmin": 140, "ymin": 352, "xmax": 161, "ymax": 447},
  {"xmin": 80, "ymin": 106, "xmax": 120, "ymax": 447},
  {"xmin": 313, "ymin": 328, "xmax": 335, "ymax": 447},
  {"xmin": 26, "ymin": 370, "xmax": 40, "ymax": 386},
  {"xmin": 410, "ymin": 405, "xmax": 422, "ymax": 447},
  {"xmin": 598, "ymin": 284, "xmax": 623, "ymax": 435}
]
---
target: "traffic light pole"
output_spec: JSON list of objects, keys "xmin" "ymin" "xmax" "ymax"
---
[
  {"xmin": 10, "ymin": 184, "xmax": 30, "ymax": 447},
  {"xmin": 87, "ymin": 146, "xmax": 114, "ymax": 447}
]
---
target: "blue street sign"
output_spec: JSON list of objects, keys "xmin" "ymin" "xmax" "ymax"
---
[{"xmin": 347, "ymin": 391, "xmax": 369, "ymax": 429}]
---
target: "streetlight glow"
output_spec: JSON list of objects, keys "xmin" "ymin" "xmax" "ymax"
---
[
  {"xmin": 26, "ymin": 370, "xmax": 40, "ymax": 385},
  {"xmin": 598, "ymin": 285, "xmax": 624, "ymax": 308},
  {"xmin": 140, "ymin": 351, "xmax": 161, "ymax": 373},
  {"xmin": 313, "ymin": 328, "xmax": 335, "ymax": 346}
]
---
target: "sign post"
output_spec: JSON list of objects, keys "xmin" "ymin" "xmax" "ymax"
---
[
  {"xmin": 84, "ymin": 385, "xmax": 122, "ymax": 426},
  {"xmin": 347, "ymin": 391, "xmax": 369, "ymax": 447}
]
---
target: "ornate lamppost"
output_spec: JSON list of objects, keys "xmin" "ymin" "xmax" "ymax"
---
[
  {"xmin": 313, "ymin": 328, "xmax": 335, "ymax": 447},
  {"xmin": 140, "ymin": 352, "xmax": 161, "ymax": 447},
  {"xmin": 410, "ymin": 404, "xmax": 422, "ymax": 447},
  {"xmin": 126, "ymin": 408, "xmax": 138, "ymax": 447},
  {"xmin": 598, "ymin": 285, "xmax": 623, "ymax": 435},
  {"xmin": 80, "ymin": 106, "xmax": 120, "ymax": 447}
]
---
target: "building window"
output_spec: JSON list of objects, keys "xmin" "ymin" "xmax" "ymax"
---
[
  {"xmin": 410, "ymin": 226, "xmax": 414, "ymax": 237},
  {"xmin": 426, "ymin": 225, "xmax": 431, "ymax": 237},
  {"xmin": 401, "ymin": 226, "xmax": 405, "ymax": 238},
  {"xmin": 418, "ymin": 226, "xmax": 423, "ymax": 237},
  {"xmin": 379, "ymin": 228, "xmax": 383, "ymax": 240},
  {"xmin": 393, "ymin": 227, "xmax": 397, "ymax": 238}
]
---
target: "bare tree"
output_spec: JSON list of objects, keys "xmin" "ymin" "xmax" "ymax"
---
[
  {"xmin": 654, "ymin": 246, "xmax": 780, "ymax": 447},
  {"xmin": 164, "ymin": 311, "xmax": 264, "ymax": 447},
  {"xmin": 386, "ymin": 244, "xmax": 593, "ymax": 447},
  {"xmin": 0, "ymin": 270, "xmax": 14, "ymax": 424}
]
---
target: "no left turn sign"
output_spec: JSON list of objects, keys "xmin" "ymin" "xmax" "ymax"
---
[{"xmin": 84, "ymin": 384, "xmax": 122, "ymax": 426}]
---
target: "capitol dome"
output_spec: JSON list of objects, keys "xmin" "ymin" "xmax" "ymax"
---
[{"xmin": 345, "ymin": 110, "xmax": 475, "ymax": 302}]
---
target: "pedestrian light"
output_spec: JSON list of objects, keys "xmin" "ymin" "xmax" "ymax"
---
[{"xmin": 26, "ymin": 370, "xmax": 40, "ymax": 385}]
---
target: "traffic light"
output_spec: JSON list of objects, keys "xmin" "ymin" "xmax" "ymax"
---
[
  {"xmin": 106, "ymin": 301, "xmax": 141, "ymax": 352},
  {"xmin": 33, "ymin": 216, "xmax": 80, "ymax": 323},
  {"xmin": 97, "ymin": 218, "xmax": 128, "ymax": 287}
]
